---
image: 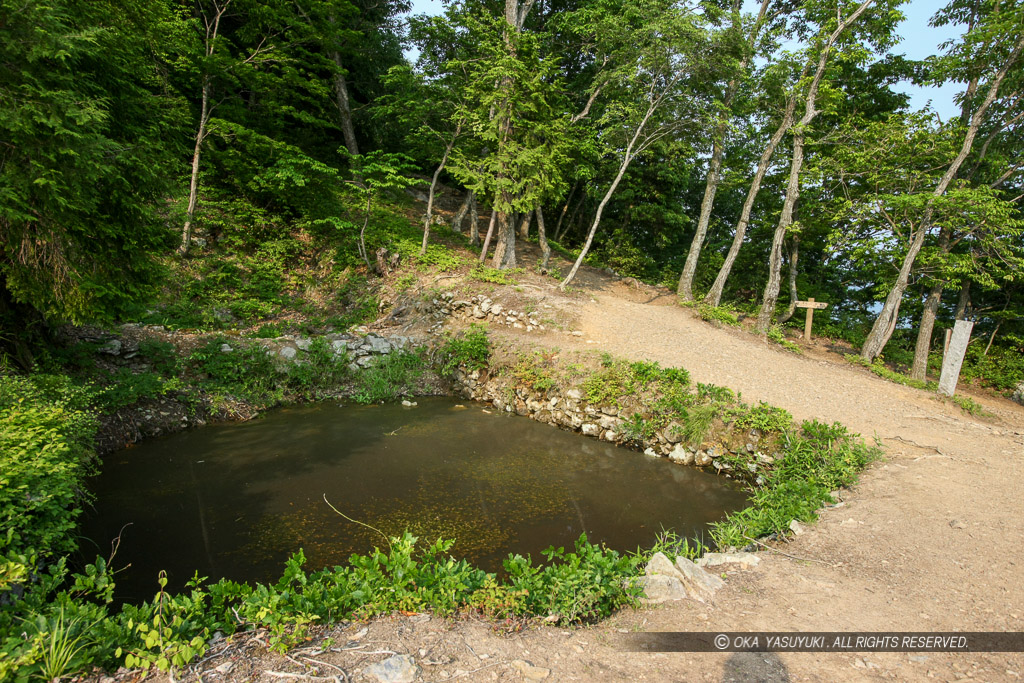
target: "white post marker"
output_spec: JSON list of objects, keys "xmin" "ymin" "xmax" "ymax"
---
[
  {"xmin": 938, "ymin": 319, "xmax": 974, "ymax": 397},
  {"xmin": 795, "ymin": 297, "xmax": 829, "ymax": 341}
]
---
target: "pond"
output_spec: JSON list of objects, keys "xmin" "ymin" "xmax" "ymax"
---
[{"xmin": 81, "ymin": 398, "xmax": 748, "ymax": 601}]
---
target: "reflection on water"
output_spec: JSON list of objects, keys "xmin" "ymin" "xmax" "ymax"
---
[{"xmin": 81, "ymin": 398, "xmax": 747, "ymax": 601}]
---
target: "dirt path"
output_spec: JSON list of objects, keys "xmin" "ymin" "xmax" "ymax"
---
[{"xmin": 153, "ymin": 263, "xmax": 1024, "ymax": 683}]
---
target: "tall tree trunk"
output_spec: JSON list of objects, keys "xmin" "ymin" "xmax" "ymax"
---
[
  {"xmin": 703, "ymin": 70, "xmax": 805, "ymax": 307},
  {"xmin": 331, "ymin": 51, "xmax": 359, "ymax": 156},
  {"xmin": 777, "ymin": 235, "xmax": 800, "ymax": 324},
  {"xmin": 179, "ymin": 77, "xmax": 211, "ymax": 256},
  {"xmin": 756, "ymin": 0, "xmax": 875, "ymax": 333},
  {"xmin": 479, "ymin": 209, "xmax": 497, "ymax": 262},
  {"xmin": 536, "ymin": 205, "xmax": 551, "ymax": 271},
  {"xmin": 421, "ymin": 129, "xmax": 459, "ymax": 255},
  {"xmin": 860, "ymin": 34, "xmax": 1024, "ymax": 360},
  {"xmin": 911, "ymin": 281, "xmax": 944, "ymax": 380},
  {"xmin": 554, "ymin": 179, "xmax": 579, "ymax": 239},
  {"xmin": 677, "ymin": 0, "xmax": 769, "ymax": 300},
  {"xmin": 469, "ymin": 194, "xmax": 480, "ymax": 245},
  {"xmin": 491, "ymin": 211, "xmax": 517, "ymax": 268}
]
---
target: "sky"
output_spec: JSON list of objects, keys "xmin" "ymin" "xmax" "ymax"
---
[{"xmin": 404, "ymin": 0, "xmax": 965, "ymax": 119}]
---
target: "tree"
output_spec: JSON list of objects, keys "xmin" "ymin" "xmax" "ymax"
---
[
  {"xmin": 860, "ymin": 1, "xmax": 1024, "ymax": 360},
  {"xmin": 0, "ymin": 0, "xmax": 187, "ymax": 364},
  {"xmin": 558, "ymin": 0, "xmax": 716, "ymax": 288},
  {"xmin": 676, "ymin": 0, "xmax": 771, "ymax": 300},
  {"xmin": 755, "ymin": 0, "xmax": 889, "ymax": 333}
]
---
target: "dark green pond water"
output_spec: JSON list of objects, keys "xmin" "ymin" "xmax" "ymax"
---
[{"xmin": 82, "ymin": 398, "xmax": 747, "ymax": 601}]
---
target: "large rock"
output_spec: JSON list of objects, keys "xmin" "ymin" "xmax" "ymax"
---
[
  {"xmin": 668, "ymin": 444, "xmax": 694, "ymax": 465},
  {"xmin": 365, "ymin": 654, "xmax": 420, "ymax": 683},
  {"xmin": 663, "ymin": 421, "xmax": 685, "ymax": 444},
  {"xmin": 697, "ymin": 552, "xmax": 760, "ymax": 570},
  {"xmin": 1012, "ymin": 381, "xmax": 1024, "ymax": 406},
  {"xmin": 639, "ymin": 574, "xmax": 689, "ymax": 603},
  {"xmin": 675, "ymin": 556, "xmax": 725, "ymax": 603},
  {"xmin": 581, "ymin": 423, "xmax": 601, "ymax": 436},
  {"xmin": 365, "ymin": 335, "xmax": 392, "ymax": 354},
  {"xmin": 511, "ymin": 659, "xmax": 551, "ymax": 681}
]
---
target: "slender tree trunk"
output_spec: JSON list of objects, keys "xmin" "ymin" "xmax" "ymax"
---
[
  {"xmin": 536, "ymin": 205, "xmax": 551, "ymax": 271},
  {"xmin": 331, "ymin": 51, "xmax": 359, "ymax": 156},
  {"xmin": 560, "ymin": 94, "xmax": 661, "ymax": 289},
  {"xmin": 421, "ymin": 130, "xmax": 459, "ymax": 255},
  {"xmin": 479, "ymin": 209, "xmax": 497, "ymax": 262},
  {"xmin": 469, "ymin": 194, "xmax": 480, "ymax": 245},
  {"xmin": 983, "ymin": 321, "xmax": 1000, "ymax": 356},
  {"xmin": 954, "ymin": 282, "xmax": 971, "ymax": 320},
  {"xmin": 756, "ymin": 0, "xmax": 875, "ymax": 333},
  {"xmin": 677, "ymin": 0, "xmax": 769, "ymax": 300},
  {"xmin": 519, "ymin": 210, "xmax": 533, "ymax": 239},
  {"xmin": 911, "ymin": 281, "xmax": 943, "ymax": 380},
  {"xmin": 554, "ymin": 179, "xmax": 579, "ymax": 239},
  {"xmin": 755, "ymin": 127, "xmax": 805, "ymax": 332},
  {"xmin": 179, "ymin": 78, "xmax": 211, "ymax": 256},
  {"xmin": 777, "ymin": 235, "xmax": 800, "ymax": 324},
  {"xmin": 557, "ymin": 194, "xmax": 584, "ymax": 242},
  {"xmin": 861, "ymin": 34, "xmax": 1024, "ymax": 360},
  {"xmin": 452, "ymin": 191, "xmax": 472, "ymax": 233},
  {"xmin": 703, "ymin": 73, "xmax": 805, "ymax": 307}
]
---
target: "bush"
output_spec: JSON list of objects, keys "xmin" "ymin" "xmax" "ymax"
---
[
  {"xmin": 0, "ymin": 374, "xmax": 98, "ymax": 573},
  {"xmin": 351, "ymin": 351, "xmax": 425, "ymax": 404}
]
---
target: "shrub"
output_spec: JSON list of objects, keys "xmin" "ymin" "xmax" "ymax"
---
[{"xmin": 351, "ymin": 351, "xmax": 425, "ymax": 404}]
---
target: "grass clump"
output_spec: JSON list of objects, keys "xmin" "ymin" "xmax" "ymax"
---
[
  {"xmin": 767, "ymin": 325, "xmax": 801, "ymax": 353},
  {"xmin": 844, "ymin": 354, "xmax": 935, "ymax": 391},
  {"xmin": 438, "ymin": 325, "xmax": 490, "ymax": 375},
  {"xmin": 351, "ymin": 351, "xmax": 426, "ymax": 404}
]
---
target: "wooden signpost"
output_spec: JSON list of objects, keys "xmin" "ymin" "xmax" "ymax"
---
[{"xmin": 795, "ymin": 297, "xmax": 829, "ymax": 341}]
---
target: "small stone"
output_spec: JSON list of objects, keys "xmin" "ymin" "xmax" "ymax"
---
[
  {"xmin": 490, "ymin": 304, "xmax": 503, "ymax": 316},
  {"xmin": 220, "ymin": 343, "xmax": 233, "ymax": 353},
  {"xmin": 694, "ymin": 450, "xmax": 712, "ymax": 467},
  {"xmin": 365, "ymin": 654, "xmax": 420, "ymax": 683},
  {"xmin": 214, "ymin": 662, "xmax": 233, "ymax": 674},
  {"xmin": 644, "ymin": 447, "xmax": 660, "ymax": 458},
  {"xmin": 332, "ymin": 340, "xmax": 348, "ymax": 354},
  {"xmin": 279, "ymin": 346, "xmax": 297, "ymax": 360},
  {"xmin": 950, "ymin": 519, "xmax": 967, "ymax": 529},
  {"xmin": 295, "ymin": 338, "xmax": 312, "ymax": 351},
  {"xmin": 401, "ymin": 400, "xmax": 418, "ymax": 407},
  {"xmin": 565, "ymin": 389, "xmax": 583, "ymax": 401},
  {"xmin": 581, "ymin": 423, "xmax": 600, "ymax": 436},
  {"xmin": 571, "ymin": 331, "xmax": 583, "ymax": 337},
  {"xmin": 789, "ymin": 520, "xmax": 805, "ymax": 535}
]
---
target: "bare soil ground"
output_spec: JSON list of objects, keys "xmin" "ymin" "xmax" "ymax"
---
[{"xmin": 140, "ymin": 242, "xmax": 1024, "ymax": 683}]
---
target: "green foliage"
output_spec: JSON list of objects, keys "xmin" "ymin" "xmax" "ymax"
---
[
  {"xmin": 844, "ymin": 354, "xmax": 935, "ymax": 391},
  {"xmin": 509, "ymin": 353, "xmax": 557, "ymax": 393},
  {"xmin": 351, "ymin": 351, "xmax": 426, "ymax": 404},
  {"xmin": 767, "ymin": 326, "xmax": 801, "ymax": 353},
  {"xmin": 711, "ymin": 421, "xmax": 880, "ymax": 547},
  {"xmin": 94, "ymin": 369, "xmax": 184, "ymax": 411},
  {"xmin": 734, "ymin": 402, "xmax": 793, "ymax": 433},
  {"xmin": 438, "ymin": 325, "xmax": 490, "ymax": 375},
  {"xmin": 468, "ymin": 264, "xmax": 523, "ymax": 285},
  {"xmin": 501, "ymin": 535, "xmax": 642, "ymax": 624},
  {"xmin": 286, "ymin": 338, "xmax": 348, "ymax": 400},
  {"xmin": 0, "ymin": 375, "xmax": 97, "ymax": 572},
  {"xmin": 188, "ymin": 339, "xmax": 282, "ymax": 404},
  {"xmin": 961, "ymin": 336, "xmax": 1024, "ymax": 393},
  {"xmin": 695, "ymin": 303, "xmax": 741, "ymax": 327}
]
